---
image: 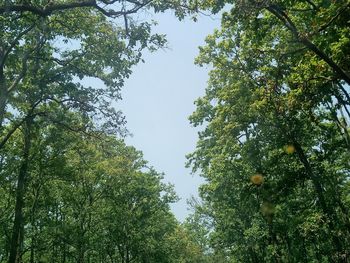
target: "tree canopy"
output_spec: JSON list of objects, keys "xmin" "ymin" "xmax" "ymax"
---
[
  {"xmin": 187, "ymin": 0, "xmax": 350, "ymax": 261},
  {"xmin": 1, "ymin": 0, "xmax": 350, "ymax": 262},
  {"xmin": 0, "ymin": 1, "xmax": 206, "ymax": 262}
]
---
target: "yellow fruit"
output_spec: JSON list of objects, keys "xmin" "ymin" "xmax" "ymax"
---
[
  {"xmin": 250, "ymin": 174, "xmax": 264, "ymax": 185},
  {"xmin": 285, "ymin": 144, "xmax": 295, "ymax": 154}
]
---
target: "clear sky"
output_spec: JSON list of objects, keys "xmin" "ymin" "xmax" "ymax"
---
[{"xmin": 117, "ymin": 11, "xmax": 220, "ymax": 221}]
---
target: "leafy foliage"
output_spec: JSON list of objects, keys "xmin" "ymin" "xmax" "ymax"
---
[
  {"xmin": 187, "ymin": 0, "xmax": 350, "ymax": 261},
  {"xmin": 0, "ymin": 2, "xmax": 207, "ymax": 263}
]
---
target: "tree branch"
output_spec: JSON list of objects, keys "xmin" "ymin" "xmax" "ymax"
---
[
  {"xmin": 0, "ymin": 0, "xmax": 153, "ymax": 18},
  {"xmin": 266, "ymin": 4, "xmax": 350, "ymax": 86},
  {"xmin": 316, "ymin": 3, "xmax": 350, "ymax": 34},
  {"xmin": 0, "ymin": 117, "xmax": 26, "ymax": 150},
  {"xmin": 7, "ymin": 52, "xmax": 29, "ymax": 93},
  {"xmin": 0, "ymin": 1, "xmax": 97, "ymax": 16},
  {"xmin": 0, "ymin": 24, "xmax": 36, "ymax": 69},
  {"xmin": 0, "ymin": 99, "xmax": 42, "ymax": 150}
]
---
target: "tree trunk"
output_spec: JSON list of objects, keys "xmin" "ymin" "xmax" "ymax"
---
[
  {"xmin": 293, "ymin": 140, "xmax": 343, "ymax": 256},
  {"xmin": 30, "ymin": 235, "xmax": 35, "ymax": 263},
  {"xmin": 8, "ymin": 118, "xmax": 32, "ymax": 263},
  {"xmin": 0, "ymin": 69, "xmax": 7, "ymax": 128}
]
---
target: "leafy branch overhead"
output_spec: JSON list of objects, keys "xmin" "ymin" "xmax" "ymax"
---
[
  {"xmin": 0, "ymin": 0, "xmax": 178, "ymax": 146},
  {"xmin": 1, "ymin": 0, "xmax": 350, "ymax": 262},
  {"xmin": 0, "ymin": 2, "xmax": 203, "ymax": 263},
  {"xmin": 0, "ymin": 0, "xmax": 153, "ymax": 17}
]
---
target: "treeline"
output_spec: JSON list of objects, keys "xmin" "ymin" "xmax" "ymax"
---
[
  {"xmin": 0, "ymin": 1, "xmax": 210, "ymax": 262},
  {"xmin": 187, "ymin": 0, "xmax": 350, "ymax": 262},
  {"xmin": 0, "ymin": 120, "xmax": 204, "ymax": 262},
  {"xmin": 1, "ymin": 0, "xmax": 350, "ymax": 262}
]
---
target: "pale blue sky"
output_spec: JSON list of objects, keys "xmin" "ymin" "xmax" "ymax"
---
[{"xmin": 118, "ymin": 12, "xmax": 220, "ymax": 221}]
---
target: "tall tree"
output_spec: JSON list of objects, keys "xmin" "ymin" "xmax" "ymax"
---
[
  {"xmin": 0, "ymin": 2, "xmax": 180, "ymax": 262},
  {"xmin": 187, "ymin": 0, "xmax": 350, "ymax": 261},
  {"xmin": 0, "ymin": 108, "xmax": 208, "ymax": 263}
]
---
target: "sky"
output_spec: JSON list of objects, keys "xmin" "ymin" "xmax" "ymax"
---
[{"xmin": 117, "ymin": 11, "xmax": 220, "ymax": 221}]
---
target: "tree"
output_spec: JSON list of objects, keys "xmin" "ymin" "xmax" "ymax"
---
[
  {"xmin": 0, "ymin": 2, "xmax": 185, "ymax": 262},
  {"xmin": 187, "ymin": 0, "xmax": 350, "ymax": 261},
  {"xmin": 0, "ymin": 0, "xmax": 172, "ymax": 147},
  {"xmin": 1, "ymin": 108, "xmax": 207, "ymax": 262}
]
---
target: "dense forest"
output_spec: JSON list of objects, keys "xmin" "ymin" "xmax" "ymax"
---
[{"xmin": 0, "ymin": 0, "xmax": 349, "ymax": 262}]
